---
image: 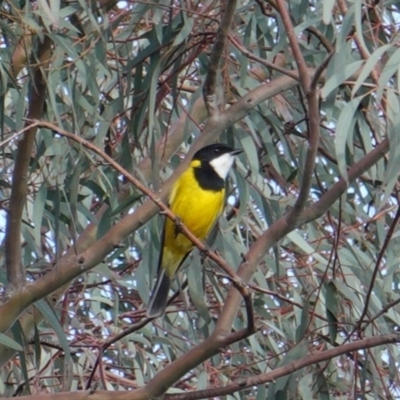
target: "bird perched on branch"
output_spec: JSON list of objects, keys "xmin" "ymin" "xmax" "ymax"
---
[{"xmin": 147, "ymin": 143, "xmax": 243, "ymax": 318}]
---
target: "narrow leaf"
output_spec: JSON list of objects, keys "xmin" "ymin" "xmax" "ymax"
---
[
  {"xmin": 334, "ymin": 96, "xmax": 365, "ymax": 182},
  {"xmin": 0, "ymin": 332, "xmax": 23, "ymax": 351}
]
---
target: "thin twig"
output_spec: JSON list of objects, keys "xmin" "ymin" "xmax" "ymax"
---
[
  {"xmin": 305, "ymin": 26, "xmax": 334, "ymax": 52},
  {"xmin": 0, "ymin": 123, "xmax": 39, "ymax": 149},
  {"xmin": 229, "ymin": 35, "xmax": 299, "ymax": 80},
  {"xmin": 86, "ymin": 318, "xmax": 150, "ymax": 389},
  {"xmin": 352, "ymin": 201, "xmax": 400, "ymax": 337},
  {"xmin": 310, "ymin": 51, "xmax": 334, "ymax": 92},
  {"xmin": 249, "ymin": 283, "xmax": 328, "ymax": 322},
  {"xmin": 363, "ymin": 296, "xmax": 400, "ymax": 331}
]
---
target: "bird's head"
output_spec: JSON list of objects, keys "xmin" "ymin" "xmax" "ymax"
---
[{"xmin": 192, "ymin": 143, "xmax": 243, "ymax": 179}]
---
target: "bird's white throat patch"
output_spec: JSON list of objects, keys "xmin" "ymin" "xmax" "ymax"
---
[{"xmin": 209, "ymin": 153, "xmax": 235, "ymax": 179}]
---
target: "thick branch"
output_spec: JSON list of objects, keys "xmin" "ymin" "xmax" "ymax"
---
[
  {"xmin": 168, "ymin": 333, "xmax": 400, "ymax": 399},
  {"xmin": 5, "ymin": 36, "xmax": 52, "ymax": 287},
  {"xmin": 141, "ymin": 327, "xmax": 255, "ymax": 398},
  {"xmin": 274, "ymin": 0, "xmax": 325, "ymax": 224},
  {"xmin": 3, "ymin": 333, "xmax": 397, "ymax": 400},
  {"xmin": 202, "ymin": 0, "xmax": 237, "ymax": 116}
]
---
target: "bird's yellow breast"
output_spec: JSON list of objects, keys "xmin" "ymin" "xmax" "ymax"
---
[{"xmin": 161, "ymin": 161, "xmax": 225, "ymax": 277}]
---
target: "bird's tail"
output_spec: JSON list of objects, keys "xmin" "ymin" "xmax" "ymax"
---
[{"xmin": 146, "ymin": 269, "xmax": 171, "ymax": 318}]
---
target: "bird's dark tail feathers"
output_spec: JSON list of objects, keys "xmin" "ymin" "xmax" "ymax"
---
[{"xmin": 147, "ymin": 270, "xmax": 171, "ymax": 318}]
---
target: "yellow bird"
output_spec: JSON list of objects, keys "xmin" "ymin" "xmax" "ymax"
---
[{"xmin": 146, "ymin": 143, "xmax": 243, "ymax": 318}]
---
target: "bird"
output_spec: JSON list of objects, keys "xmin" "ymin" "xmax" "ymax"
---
[{"xmin": 146, "ymin": 143, "xmax": 243, "ymax": 318}]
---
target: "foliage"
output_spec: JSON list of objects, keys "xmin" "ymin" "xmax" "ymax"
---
[{"xmin": 0, "ymin": 0, "xmax": 399, "ymax": 398}]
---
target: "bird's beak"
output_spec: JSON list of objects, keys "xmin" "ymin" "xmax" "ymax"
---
[{"xmin": 230, "ymin": 149, "xmax": 243, "ymax": 156}]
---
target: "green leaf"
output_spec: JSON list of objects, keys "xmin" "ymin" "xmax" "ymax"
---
[
  {"xmin": 336, "ymin": 5, "xmax": 355, "ymax": 49},
  {"xmin": 0, "ymin": 332, "xmax": 23, "ymax": 351},
  {"xmin": 296, "ymin": 300, "xmax": 309, "ymax": 342},
  {"xmin": 354, "ymin": 1, "xmax": 370, "ymax": 58},
  {"xmin": 322, "ymin": 0, "xmax": 335, "ymax": 24},
  {"xmin": 33, "ymin": 183, "xmax": 47, "ymax": 250},
  {"xmin": 109, "ymin": 191, "xmax": 143, "ymax": 216},
  {"xmin": 172, "ymin": 12, "xmax": 193, "ymax": 47},
  {"xmin": 287, "ymin": 231, "xmax": 327, "ymax": 264},
  {"xmin": 381, "ymin": 89, "xmax": 400, "ymax": 206},
  {"xmin": 34, "ymin": 300, "xmax": 72, "ymax": 366},
  {"xmin": 321, "ymin": 60, "xmax": 364, "ymax": 100},
  {"xmin": 11, "ymin": 321, "xmax": 30, "ymax": 393},
  {"xmin": 334, "ymin": 95, "xmax": 365, "ymax": 182},
  {"xmin": 37, "ymin": 0, "xmax": 59, "ymax": 27},
  {"xmin": 351, "ymin": 44, "xmax": 391, "ymax": 97},
  {"xmin": 188, "ymin": 257, "xmax": 210, "ymax": 322},
  {"xmin": 299, "ymin": 373, "xmax": 314, "ymax": 400},
  {"xmin": 376, "ymin": 47, "xmax": 400, "ymax": 100},
  {"xmin": 325, "ymin": 281, "xmax": 339, "ymax": 344}
]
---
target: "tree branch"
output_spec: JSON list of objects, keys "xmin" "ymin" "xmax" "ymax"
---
[
  {"xmin": 202, "ymin": 0, "xmax": 237, "ymax": 116},
  {"xmin": 3, "ymin": 333, "xmax": 397, "ymax": 400},
  {"xmin": 229, "ymin": 34, "xmax": 299, "ymax": 80},
  {"xmin": 167, "ymin": 333, "xmax": 400, "ymax": 399},
  {"xmin": 274, "ymin": 0, "xmax": 327, "ymax": 225},
  {"xmin": 5, "ymin": 36, "xmax": 52, "ymax": 288},
  {"xmin": 0, "ymin": 122, "xmax": 39, "ymax": 149},
  {"xmin": 275, "ymin": 0, "xmax": 310, "ymax": 92}
]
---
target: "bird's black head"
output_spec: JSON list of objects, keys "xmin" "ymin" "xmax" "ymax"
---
[{"xmin": 192, "ymin": 143, "xmax": 242, "ymax": 163}]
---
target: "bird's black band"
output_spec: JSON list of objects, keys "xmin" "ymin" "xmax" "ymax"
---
[{"xmin": 193, "ymin": 163, "xmax": 225, "ymax": 191}]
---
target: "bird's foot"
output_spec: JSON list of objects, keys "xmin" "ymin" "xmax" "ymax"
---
[{"xmin": 174, "ymin": 216, "xmax": 182, "ymax": 236}]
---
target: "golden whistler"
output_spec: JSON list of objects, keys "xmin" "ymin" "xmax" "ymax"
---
[{"xmin": 147, "ymin": 143, "xmax": 243, "ymax": 318}]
